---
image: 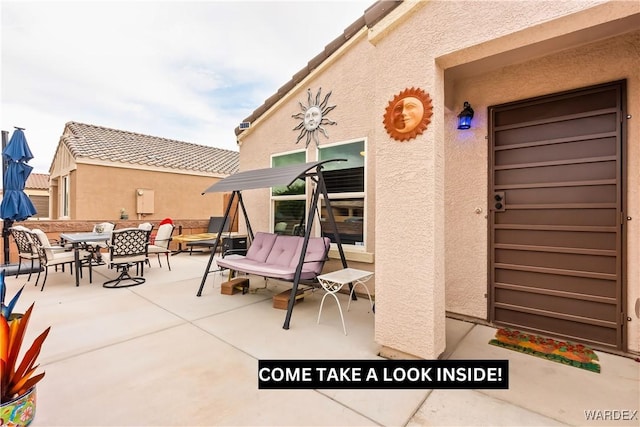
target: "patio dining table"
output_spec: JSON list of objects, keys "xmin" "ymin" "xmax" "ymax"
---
[{"xmin": 59, "ymin": 232, "xmax": 111, "ymax": 287}]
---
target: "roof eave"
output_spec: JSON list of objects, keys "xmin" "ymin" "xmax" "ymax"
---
[{"xmin": 234, "ymin": 0, "xmax": 403, "ymax": 140}]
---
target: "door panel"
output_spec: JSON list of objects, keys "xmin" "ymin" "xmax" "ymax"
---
[
  {"xmin": 495, "ymin": 269, "xmax": 616, "ymax": 298},
  {"xmin": 495, "ymin": 208, "xmax": 617, "ymax": 226},
  {"xmin": 495, "ymin": 229, "xmax": 616, "ymax": 252},
  {"xmin": 495, "ymin": 137, "xmax": 617, "ymax": 165},
  {"xmin": 489, "ymin": 81, "xmax": 626, "ymax": 350}
]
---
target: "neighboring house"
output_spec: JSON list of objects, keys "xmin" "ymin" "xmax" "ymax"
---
[
  {"xmin": 49, "ymin": 121, "xmax": 238, "ymax": 221},
  {"xmin": 0, "ymin": 172, "xmax": 50, "ymax": 219},
  {"xmin": 25, "ymin": 173, "xmax": 50, "ymax": 218},
  {"xmin": 233, "ymin": 0, "xmax": 639, "ymax": 359}
]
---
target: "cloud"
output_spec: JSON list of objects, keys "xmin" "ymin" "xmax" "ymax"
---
[{"xmin": 1, "ymin": 0, "xmax": 371, "ymax": 174}]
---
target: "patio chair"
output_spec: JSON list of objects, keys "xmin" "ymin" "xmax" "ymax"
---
[
  {"xmin": 185, "ymin": 216, "xmax": 230, "ymax": 255},
  {"xmin": 151, "ymin": 217, "xmax": 173, "ymax": 245},
  {"xmin": 147, "ymin": 222, "xmax": 175, "ymax": 270},
  {"xmin": 138, "ymin": 222, "xmax": 153, "ymax": 232},
  {"xmin": 137, "ymin": 223, "xmax": 154, "ymax": 266},
  {"xmin": 29, "ymin": 228, "xmax": 78, "ymax": 291},
  {"xmin": 159, "ymin": 218, "xmax": 173, "ymax": 226},
  {"xmin": 103, "ymin": 228, "xmax": 151, "ymax": 288},
  {"xmin": 9, "ymin": 226, "xmax": 40, "ymax": 281}
]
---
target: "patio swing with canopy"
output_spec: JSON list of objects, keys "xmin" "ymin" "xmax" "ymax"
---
[{"xmin": 197, "ymin": 159, "xmax": 350, "ymax": 330}]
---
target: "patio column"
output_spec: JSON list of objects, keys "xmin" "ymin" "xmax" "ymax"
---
[{"xmin": 374, "ymin": 75, "xmax": 446, "ymax": 360}]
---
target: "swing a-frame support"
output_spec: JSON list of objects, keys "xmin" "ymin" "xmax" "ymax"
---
[{"xmin": 197, "ymin": 159, "xmax": 349, "ymax": 330}]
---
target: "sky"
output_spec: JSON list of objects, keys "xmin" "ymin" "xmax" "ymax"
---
[{"xmin": 0, "ymin": 0, "xmax": 373, "ymax": 175}]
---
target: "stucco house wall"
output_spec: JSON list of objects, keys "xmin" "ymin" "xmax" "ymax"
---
[
  {"xmin": 49, "ymin": 162, "xmax": 225, "ymax": 222},
  {"xmin": 237, "ymin": 0, "xmax": 639, "ymax": 359},
  {"xmin": 68, "ymin": 163, "xmax": 225, "ymax": 221}
]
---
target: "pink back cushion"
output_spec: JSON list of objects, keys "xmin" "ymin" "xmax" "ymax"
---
[
  {"xmin": 245, "ymin": 232, "xmax": 278, "ymax": 263},
  {"xmin": 265, "ymin": 235, "xmax": 303, "ymax": 267},
  {"xmin": 294, "ymin": 237, "xmax": 330, "ymax": 275}
]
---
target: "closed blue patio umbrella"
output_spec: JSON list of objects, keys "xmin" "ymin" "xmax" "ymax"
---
[
  {"xmin": 3, "ymin": 127, "xmax": 34, "ymax": 163},
  {"xmin": 2, "ymin": 161, "xmax": 37, "ymax": 221},
  {"xmin": 1, "ymin": 127, "xmax": 37, "ymax": 265}
]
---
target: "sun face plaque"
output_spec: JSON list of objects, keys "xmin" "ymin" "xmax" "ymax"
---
[
  {"xmin": 292, "ymin": 87, "xmax": 337, "ymax": 148},
  {"xmin": 383, "ymin": 87, "xmax": 433, "ymax": 141}
]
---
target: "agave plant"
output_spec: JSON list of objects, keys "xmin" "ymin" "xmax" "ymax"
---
[
  {"xmin": 1, "ymin": 269, "xmax": 24, "ymax": 320},
  {"xmin": 0, "ymin": 269, "xmax": 50, "ymax": 404}
]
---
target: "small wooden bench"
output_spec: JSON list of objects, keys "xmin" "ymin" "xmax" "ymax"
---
[
  {"xmin": 272, "ymin": 288, "xmax": 306, "ymax": 310},
  {"xmin": 220, "ymin": 277, "xmax": 250, "ymax": 295}
]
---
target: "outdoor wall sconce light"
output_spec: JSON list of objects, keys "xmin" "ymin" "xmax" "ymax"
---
[{"xmin": 457, "ymin": 101, "xmax": 474, "ymax": 130}]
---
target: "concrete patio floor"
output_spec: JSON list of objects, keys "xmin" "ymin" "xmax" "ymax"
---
[{"xmin": 3, "ymin": 251, "xmax": 638, "ymax": 426}]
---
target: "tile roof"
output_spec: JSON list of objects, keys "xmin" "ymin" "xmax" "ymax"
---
[
  {"xmin": 62, "ymin": 122, "xmax": 239, "ymax": 175},
  {"xmin": 26, "ymin": 173, "xmax": 49, "ymax": 190},
  {"xmin": 235, "ymin": 0, "xmax": 402, "ymax": 136}
]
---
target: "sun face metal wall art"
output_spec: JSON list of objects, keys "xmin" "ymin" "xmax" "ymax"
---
[
  {"xmin": 292, "ymin": 87, "xmax": 337, "ymax": 148},
  {"xmin": 383, "ymin": 87, "xmax": 434, "ymax": 141}
]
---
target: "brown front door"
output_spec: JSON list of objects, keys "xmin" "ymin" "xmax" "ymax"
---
[{"xmin": 489, "ymin": 81, "xmax": 626, "ymax": 351}]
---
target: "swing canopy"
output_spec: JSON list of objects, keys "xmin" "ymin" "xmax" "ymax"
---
[{"xmin": 201, "ymin": 160, "xmax": 342, "ymax": 194}]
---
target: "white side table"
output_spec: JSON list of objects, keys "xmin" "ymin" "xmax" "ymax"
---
[{"xmin": 317, "ymin": 268, "xmax": 374, "ymax": 335}]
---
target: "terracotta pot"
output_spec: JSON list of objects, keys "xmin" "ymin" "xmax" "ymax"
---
[{"xmin": 1, "ymin": 386, "xmax": 37, "ymax": 426}]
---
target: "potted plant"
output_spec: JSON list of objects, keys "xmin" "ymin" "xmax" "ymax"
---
[
  {"xmin": 120, "ymin": 208, "xmax": 129, "ymax": 220},
  {"xmin": 1, "ymin": 269, "xmax": 50, "ymax": 426}
]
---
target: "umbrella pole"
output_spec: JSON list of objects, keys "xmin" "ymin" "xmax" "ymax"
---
[
  {"xmin": 2, "ymin": 220, "xmax": 12, "ymax": 265},
  {"xmin": 1, "ymin": 130, "xmax": 8, "ymax": 265}
]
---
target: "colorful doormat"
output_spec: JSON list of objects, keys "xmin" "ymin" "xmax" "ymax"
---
[{"xmin": 489, "ymin": 328, "xmax": 600, "ymax": 373}]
